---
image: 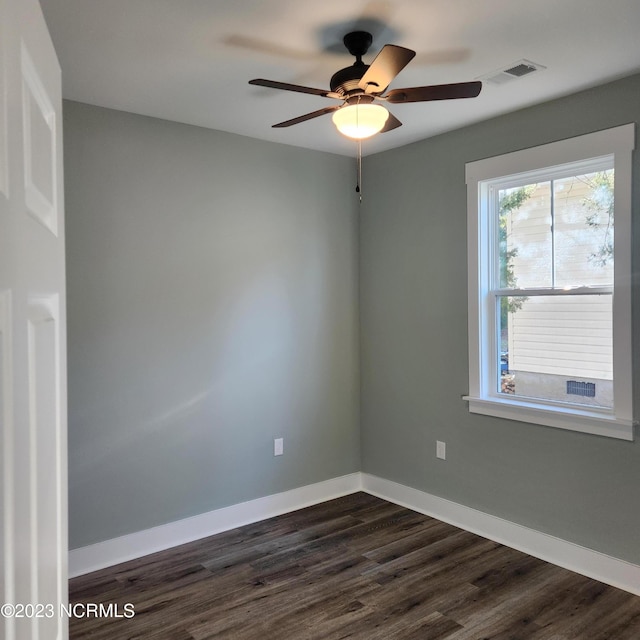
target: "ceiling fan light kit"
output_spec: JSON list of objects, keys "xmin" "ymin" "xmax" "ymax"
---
[
  {"xmin": 248, "ymin": 30, "xmax": 482, "ymax": 141},
  {"xmin": 332, "ymin": 103, "xmax": 389, "ymax": 139}
]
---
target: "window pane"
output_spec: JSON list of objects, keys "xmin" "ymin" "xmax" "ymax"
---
[
  {"xmin": 554, "ymin": 170, "xmax": 614, "ymax": 287},
  {"xmin": 498, "ymin": 294, "xmax": 612, "ymax": 408},
  {"xmin": 499, "ymin": 182, "xmax": 552, "ymax": 288}
]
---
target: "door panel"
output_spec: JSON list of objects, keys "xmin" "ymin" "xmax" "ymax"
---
[
  {"xmin": 0, "ymin": 0, "xmax": 7, "ymax": 199},
  {"xmin": 21, "ymin": 41, "xmax": 58, "ymax": 234},
  {"xmin": 1, "ymin": 291, "xmax": 15, "ymax": 640},
  {"xmin": 27, "ymin": 297, "xmax": 63, "ymax": 640}
]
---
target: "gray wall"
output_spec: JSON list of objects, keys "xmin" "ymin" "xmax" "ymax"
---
[
  {"xmin": 64, "ymin": 101, "xmax": 360, "ymax": 549},
  {"xmin": 360, "ymin": 73, "xmax": 640, "ymax": 563}
]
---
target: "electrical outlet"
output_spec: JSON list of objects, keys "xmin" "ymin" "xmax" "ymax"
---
[
  {"xmin": 274, "ymin": 438, "xmax": 284, "ymax": 456},
  {"xmin": 436, "ymin": 440, "xmax": 446, "ymax": 460}
]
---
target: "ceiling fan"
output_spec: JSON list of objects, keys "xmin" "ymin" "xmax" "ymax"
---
[{"xmin": 249, "ymin": 30, "xmax": 482, "ymax": 140}]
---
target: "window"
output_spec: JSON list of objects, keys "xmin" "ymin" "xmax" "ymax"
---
[{"xmin": 465, "ymin": 125, "xmax": 634, "ymax": 440}]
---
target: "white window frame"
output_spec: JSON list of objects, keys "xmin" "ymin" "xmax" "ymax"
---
[{"xmin": 465, "ymin": 124, "xmax": 635, "ymax": 441}]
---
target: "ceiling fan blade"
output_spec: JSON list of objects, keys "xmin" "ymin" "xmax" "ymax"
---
[
  {"xmin": 226, "ymin": 36, "xmax": 315, "ymax": 61},
  {"xmin": 380, "ymin": 112, "xmax": 402, "ymax": 133},
  {"xmin": 272, "ymin": 106, "xmax": 341, "ymax": 128},
  {"xmin": 358, "ymin": 44, "xmax": 416, "ymax": 94},
  {"xmin": 385, "ymin": 81, "xmax": 482, "ymax": 103},
  {"xmin": 249, "ymin": 78, "xmax": 339, "ymax": 99}
]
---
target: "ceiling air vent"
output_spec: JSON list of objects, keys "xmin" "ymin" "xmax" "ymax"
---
[{"xmin": 478, "ymin": 59, "xmax": 546, "ymax": 85}]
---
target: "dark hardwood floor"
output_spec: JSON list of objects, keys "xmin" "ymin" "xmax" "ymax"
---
[{"xmin": 69, "ymin": 492, "xmax": 640, "ymax": 639}]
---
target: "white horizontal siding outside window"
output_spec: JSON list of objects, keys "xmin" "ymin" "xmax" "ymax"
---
[{"xmin": 465, "ymin": 124, "xmax": 635, "ymax": 440}]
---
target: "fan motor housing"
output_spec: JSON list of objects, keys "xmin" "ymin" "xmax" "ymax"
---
[
  {"xmin": 330, "ymin": 63, "xmax": 368, "ymax": 95},
  {"xmin": 330, "ymin": 31, "xmax": 376, "ymax": 96}
]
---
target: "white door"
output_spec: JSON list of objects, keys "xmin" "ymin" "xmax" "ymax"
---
[{"xmin": 0, "ymin": 0, "xmax": 67, "ymax": 638}]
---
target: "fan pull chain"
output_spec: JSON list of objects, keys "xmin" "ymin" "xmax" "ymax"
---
[{"xmin": 356, "ymin": 139, "xmax": 362, "ymax": 203}]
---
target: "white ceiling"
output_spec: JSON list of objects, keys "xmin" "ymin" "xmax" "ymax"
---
[{"xmin": 40, "ymin": 0, "xmax": 640, "ymax": 157}]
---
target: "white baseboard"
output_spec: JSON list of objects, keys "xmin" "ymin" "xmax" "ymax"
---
[
  {"xmin": 361, "ymin": 473, "xmax": 640, "ymax": 596},
  {"xmin": 70, "ymin": 471, "xmax": 640, "ymax": 597},
  {"xmin": 69, "ymin": 472, "xmax": 363, "ymax": 578}
]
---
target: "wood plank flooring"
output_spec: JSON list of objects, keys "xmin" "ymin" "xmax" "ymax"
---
[{"xmin": 69, "ymin": 493, "xmax": 640, "ymax": 639}]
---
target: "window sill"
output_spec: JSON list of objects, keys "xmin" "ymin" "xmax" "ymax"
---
[{"xmin": 463, "ymin": 395, "xmax": 634, "ymax": 441}]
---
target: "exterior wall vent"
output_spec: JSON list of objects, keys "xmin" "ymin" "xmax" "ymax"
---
[
  {"xmin": 566, "ymin": 380, "xmax": 596, "ymax": 397},
  {"xmin": 478, "ymin": 59, "xmax": 546, "ymax": 85}
]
